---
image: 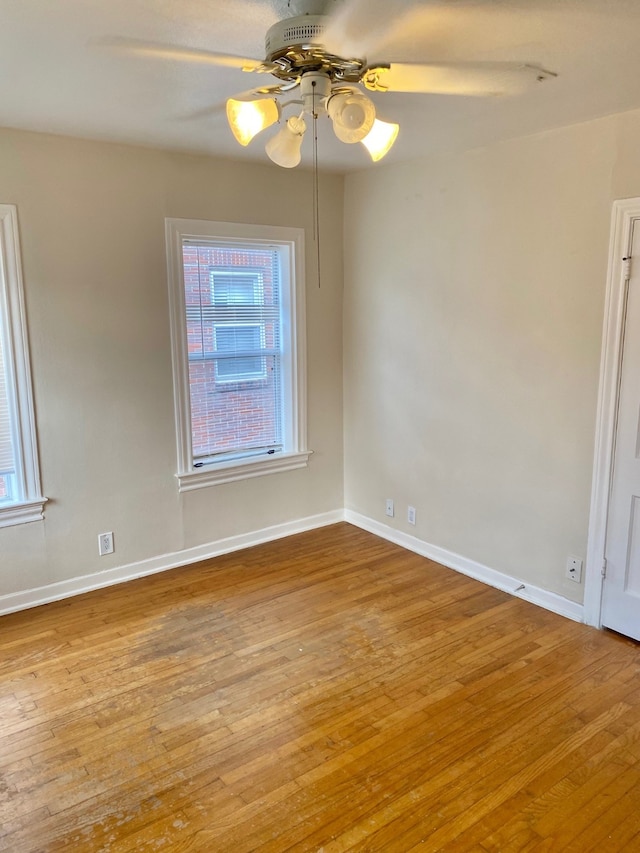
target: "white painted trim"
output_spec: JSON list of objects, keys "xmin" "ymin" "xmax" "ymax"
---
[
  {"xmin": 0, "ymin": 509, "xmax": 344, "ymax": 616},
  {"xmin": 345, "ymin": 510, "xmax": 584, "ymax": 624},
  {"xmin": 584, "ymin": 198, "xmax": 640, "ymax": 627},
  {"xmin": 177, "ymin": 450, "xmax": 313, "ymax": 491},
  {"xmin": 1, "ymin": 506, "xmax": 586, "ymax": 624},
  {"xmin": 0, "ymin": 497, "xmax": 46, "ymax": 528}
]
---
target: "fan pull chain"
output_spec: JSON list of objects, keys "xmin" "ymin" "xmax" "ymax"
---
[{"xmin": 311, "ymin": 79, "xmax": 321, "ymax": 288}]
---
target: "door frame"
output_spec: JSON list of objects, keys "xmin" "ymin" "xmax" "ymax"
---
[{"xmin": 585, "ymin": 197, "xmax": 640, "ymax": 627}]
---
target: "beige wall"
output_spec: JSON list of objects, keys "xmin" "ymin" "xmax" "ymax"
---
[
  {"xmin": 0, "ymin": 128, "xmax": 344, "ymax": 596},
  {"xmin": 5, "ymin": 105, "xmax": 640, "ymax": 609},
  {"xmin": 344, "ymin": 109, "xmax": 640, "ymax": 603}
]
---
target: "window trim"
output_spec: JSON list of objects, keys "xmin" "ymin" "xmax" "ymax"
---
[
  {"xmin": 0, "ymin": 205, "xmax": 46, "ymax": 528},
  {"xmin": 165, "ymin": 218, "xmax": 310, "ymax": 491}
]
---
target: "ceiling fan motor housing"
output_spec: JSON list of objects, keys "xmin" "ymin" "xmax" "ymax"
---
[
  {"xmin": 265, "ymin": 15, "xmax": 327, "ymax": 60},
  {"xmin": 264, "ymin": 14, "xmax": 366, "ymax": 84}
]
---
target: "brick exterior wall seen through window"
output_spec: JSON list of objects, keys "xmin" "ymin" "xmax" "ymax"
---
[{"xmin": 183, "ymin": 245, "xmax": 283, "ymax": 461}]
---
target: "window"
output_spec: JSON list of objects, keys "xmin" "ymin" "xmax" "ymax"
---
[
  {"xmin": 166, "ymin": 219, "xmax": 310, "ymax": 490},
  {"xmin": 214, "ymin": 324, "xmax": 265, "ymax": 383},
  {"xmin": 210, "ymin": 270, "xmax": 267, "ymax": 383},
  {"xmin": 0, "ymin": 205, "xmax": 46, "ymax": 527}
]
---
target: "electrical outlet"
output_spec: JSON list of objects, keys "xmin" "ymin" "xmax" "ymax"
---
[
  {"xmin": 566, "ymin": 555, "xmax": 582, "ymax": 583},
  {"xmin": 385, "ymin": 498, "xmax": 394, "ymax": 518},
  {"xmin": 407, "ymin": 506, "xmax": 416, "ymax": 525},
  {"xmin": 98, "ymin": 531, "xmax": 114, "ymax": 556}
]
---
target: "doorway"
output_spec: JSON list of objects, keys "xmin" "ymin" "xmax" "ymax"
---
[{"xmin": 586, "ymin": 198, "xmax": 640, "ymax": 639}]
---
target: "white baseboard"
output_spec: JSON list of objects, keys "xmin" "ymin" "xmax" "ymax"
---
[
  {"xmin": 1, "ymin": 507, "xmax": 585, "ymax": 626},
  {"xmin": 345, "ymin": 510, "xmax": 584, "ymax": 624},
  {"xmin": 0, "ymin": 509, "xmax": 345, "ymax": 616}
]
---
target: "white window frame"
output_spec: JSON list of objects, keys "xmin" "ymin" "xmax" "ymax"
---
[
  {"xmin": 166, "ymin": 218, "xmax": 311, "ymax": 491},
  {"xmin": 0, "ymin": 205, "xmax": 46, "ymax": 528}
]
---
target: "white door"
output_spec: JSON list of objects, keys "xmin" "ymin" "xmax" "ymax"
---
[{"xmin": 601, "ymin": 219, "xmax": 640, "ymax": 640}]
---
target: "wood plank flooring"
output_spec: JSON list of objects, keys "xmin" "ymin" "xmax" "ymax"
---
[{"xmin": 1, "ymin": 522, "xmax": 639, "ymax": 852}]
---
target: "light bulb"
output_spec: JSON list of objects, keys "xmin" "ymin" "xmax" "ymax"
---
[
  {"xmin": 265, "ymin": 116, "xmax": 307, "ymax": 168},
  {"xmin": 226, "ymin": 98, "xmax": 280, "ymax": 146},
  {"xmin": 361, "ymin": 119, "xmax": 400, "ymax": 162}
]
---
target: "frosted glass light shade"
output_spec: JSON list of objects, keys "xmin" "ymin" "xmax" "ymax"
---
[
  {"xmin": 226, "ymin": 98, "xmax": 279, "ymax": 146},
  {"xmin": 328, "ymin": 91, "xmax": 375, "ymax": 143},
  {"xmin": 265, "ymin": 116, "xmax": 307, "ymax": 168},
  {"xmin": 361, "ymin": 119, "xmax": 400, "ymax": 162}
]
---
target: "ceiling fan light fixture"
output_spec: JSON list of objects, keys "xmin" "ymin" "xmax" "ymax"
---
[
  {"xmin": 327, "ymin": 91, "xmax": 376, "ymax": 143},
  {"xmin": 226, "ymin": 97, "xmax": 280, "ymax": 146},
  {"xmin": 265, "ymin": 115, "xmax": 307, "ymax": 168},
  {"xmin": 361, "ymin": 118, "xmax": 400, "ymax": 162}
]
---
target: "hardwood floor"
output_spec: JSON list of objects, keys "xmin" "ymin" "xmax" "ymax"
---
[{"xmin": 1, "ymin": 523, "xmax": 639, "ymax": 852}]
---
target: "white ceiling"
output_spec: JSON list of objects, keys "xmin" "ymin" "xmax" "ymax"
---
[{"xmin": 2, "ymin": 0, "xmax": 640, "ymax": 173}]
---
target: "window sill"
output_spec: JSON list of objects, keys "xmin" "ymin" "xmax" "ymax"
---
[
  {"xmin": 177, "ymin": 450, "xmax": 313, "ymax": 492},
  {"xmin": 0, "ymin": 497, "xmax": 47, "ymax": 529}
]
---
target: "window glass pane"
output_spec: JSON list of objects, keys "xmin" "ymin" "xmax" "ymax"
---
[{"xmin": 183, "ymin": 243, "xmax": 283, "ymax": 462}]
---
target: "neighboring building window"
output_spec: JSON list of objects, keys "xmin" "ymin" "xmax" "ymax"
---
[
  {"xmin": 210, "ymin": 270, "xmax": 267, "ymax": 383},
  {"xmin": 0, "ymin": 205, "xmax": 46, "ymax": 527},
  {"xmin": 213, "ymin": 323, "xmax": 266, "ymax": 383},
  {"xmin": 166, "ymin": 218, "xmax": 310, "ymax": 490}
]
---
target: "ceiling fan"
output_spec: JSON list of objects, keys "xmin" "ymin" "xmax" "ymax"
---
[{"xmin": 99, "ymin": 0, "xmax": 558, "ymax": 168}]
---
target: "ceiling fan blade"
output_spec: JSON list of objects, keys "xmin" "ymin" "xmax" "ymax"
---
[
  {"xmin": 320, "ymin": 0, "xmax": 524, "ymax": 60},
  {"xmin": 182, "ymin": 85, "xmax": 288, "ymax": 121},
  {"xmin": 321, "ymin": 0, "xmax": 417, "ymax": 59},
  {"xmin": 322, "ymin": 1, "xmax": 566, "ymax": 68},
  {"xmin": 363, "ymin": 62, "xmax": 557, "ymax": 96},
  {"xmin": 92, "ymin": 37, "xmax": 270, "ymax": 73}
]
